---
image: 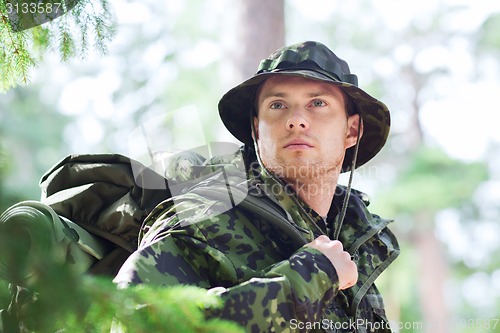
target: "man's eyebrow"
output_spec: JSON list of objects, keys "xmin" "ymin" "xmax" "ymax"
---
[
  {"xmin": 260, "ymin": 91, "xmax": 332, "ymax": 100},
  {"xmin": 305, "ymin": 90, "xmax": 334, "ymax": 98},
  {"xmin": 259, "ymin": 91, "xmax": 288, "ymax": 100}
]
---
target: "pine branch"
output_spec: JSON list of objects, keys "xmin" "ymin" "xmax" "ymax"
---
[
  {"xmin": 12, "ymin": 31, "xmax": 36, "ymax": 84},
  {"xmin": 31, "ymin": 26, "xmax": 52, "ymax": 56},
  {"xmin": 58, "ymin": 16, "xmax": 75, "ymax": 62},
  {"xmin": 71, "ymin": 0, "xmax": 90, "ymax": 59},
  {"xmin": 0, "ymin": 0, "xmax": 117, "ymax": 92},
  {"xmin": 5, "ymin": 257, "xmax": 245, "ymax": 332},
  {"xmin": 0, "ymin": 3, "xmax": 35, "ymax": 91},
  {"xmin": 85, "ymin": 0, "xmax": 116, "ymax": 56}
]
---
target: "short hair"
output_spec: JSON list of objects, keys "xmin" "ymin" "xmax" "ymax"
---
[{"xmin": 342, "ymin": 90, "xmax": 357, "ymax": 117}]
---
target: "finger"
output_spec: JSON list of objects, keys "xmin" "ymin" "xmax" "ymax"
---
[
  {"xmin": 329, "ymin": 240, "xmax": 344, "ymax": 251},
  {"xmin": 316, "ymin": 235, "xmax": 330, "ymax": 243},
  {"xmin": 340, "ymin": 279, "xmax": 356, "ymax": 290}
]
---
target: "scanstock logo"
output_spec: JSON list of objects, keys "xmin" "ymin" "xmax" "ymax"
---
[
  {"xmin": 127, "ymin": 106, "xmax": 248, "ymax": 221},
  {"xmin": 3, "ymin": 0, "xmax": 79, "ymax": 31}
]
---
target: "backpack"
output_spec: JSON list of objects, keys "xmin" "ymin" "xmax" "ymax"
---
[
  {"xmin": 0, "ymin": 153, "xmax": 175, "ymax": 333},
  {"xmin": 0, "ymin": 149, "xmax": 310, "ymax": 332}
]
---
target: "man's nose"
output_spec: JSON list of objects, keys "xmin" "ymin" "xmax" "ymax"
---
[{"xmin": 285, "ymin": 110, "xmax": 309, "ymax": 131}]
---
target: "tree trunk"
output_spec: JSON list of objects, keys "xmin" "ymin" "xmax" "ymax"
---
[
  {"xmin": 229, "ymin": 0, "xmax": 285, "ymax": 82},
  {"xmin": 415, "ymin": 224, "xmax": 451, "ymax": 333},
  {"xmin": 404, "ymin": 61, "xmax": 451, "ymax": 332}
]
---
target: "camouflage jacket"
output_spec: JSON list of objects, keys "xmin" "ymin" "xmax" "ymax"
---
[{"xmin": 114, "ymin": 147, "xmax": 400, "ymax": 333}]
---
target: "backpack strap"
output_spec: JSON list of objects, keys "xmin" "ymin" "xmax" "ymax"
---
[{"xmin": 191, "ymin": 185, "xmax": 308, "ymax": 249}]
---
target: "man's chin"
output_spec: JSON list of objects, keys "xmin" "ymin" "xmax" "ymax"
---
[{"xmin": 268, "ymin": 162, "xmax": 329, "ymax": 180}]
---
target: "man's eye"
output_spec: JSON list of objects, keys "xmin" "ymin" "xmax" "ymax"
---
[
  {"xmin": 270, "ymin": 102, "xmax": 285, "ymax": 109},
  {"xmin": 311, "ymin": 99, "xmax": 326, "ymax": 107}
]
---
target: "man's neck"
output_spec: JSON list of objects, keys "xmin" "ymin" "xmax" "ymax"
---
[{"xmin": 284, "ymin": 174, "xmax": 339, "ymax": 217}]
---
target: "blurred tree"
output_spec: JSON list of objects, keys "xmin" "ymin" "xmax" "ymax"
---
[
  {"xmin": 476, "ymin": 13, "xmax": 500, "ymax": 52},
  {"xmin": 0, "ymin": 84, "xmax": 70, "ymax": 212},
  {"xmin": 374, "ymin": 148, "xmax": 488, "ymax": 332},
  {"xmin": 233, "ymin": 0, "xmax": 285, "ymax": 80},
  {"xmin": 352, "ymin": 4, "xmax": 497, "ymax": 332}
]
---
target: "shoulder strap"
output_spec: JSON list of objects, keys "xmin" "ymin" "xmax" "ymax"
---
[{"xmin": 192, "ymin": 186, "xmax": 308, "ymax": 248}]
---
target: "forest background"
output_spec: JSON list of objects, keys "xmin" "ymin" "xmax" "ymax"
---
[{"xmin": 1, "ymin": 0, "xmax": 500, "ymax": 332}]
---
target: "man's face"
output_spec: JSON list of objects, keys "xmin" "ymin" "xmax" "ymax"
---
[{"xmin": 253, "ymin": 75, "xmax": 361, "ymax": 184}]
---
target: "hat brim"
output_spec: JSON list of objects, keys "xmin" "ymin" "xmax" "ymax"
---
[{"xmin": 218, "ymin": 69, "xmax": 390, "ymax": 172}]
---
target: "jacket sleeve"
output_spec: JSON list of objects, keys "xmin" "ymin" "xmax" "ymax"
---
[
  {"xmin": 210, "ymin": 247, "xmax": 339, "ymax": 332},
  {"xmin": 114, "ymin": 200, "xmax": 340, "ymax": 332}
]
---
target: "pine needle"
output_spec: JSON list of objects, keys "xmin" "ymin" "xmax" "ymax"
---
[{"xmin": 0, "ymin": 0, "xmax": 117, "ymax": 91}]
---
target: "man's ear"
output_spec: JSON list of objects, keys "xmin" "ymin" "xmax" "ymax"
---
[
  {"xmin": 252, "ymin": 116, "xmax": 259, "ymax": 140},
  {"xmin": 346, "ymin": 114, "xmax": 363, "ymax": 148}
]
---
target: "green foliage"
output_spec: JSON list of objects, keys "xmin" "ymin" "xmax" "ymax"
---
[
  {"xmin": 0, "ymin": 280, "xmax": 8, "ymax": 312},
  {"xmin": 0, "ymin": 145, "xmax": 25, "ymax": 214},
  {"xmin": 373, "ymin": 146, "xmax": 488, "ymax": 217},
  {"xmin": 477, "ymin": 13, "xmax": 500, "ymax": 51},
  {"xmin": 0, "ymin": 0, "xmax": 116, "ymax": 92},
  {"xmin": 0, "ymin": 85, "xmax": 71, "ymax": 208},
  {"xmin": 0, "ymin": 25, "xmax": 35, "ymax": 91},
  {"xmin": 376, "ymin": 242, "xmax": 422, "ymax": 327},
  {"xmin": 0, "ymin": 258, "xmax": 244, "ymax": 333}
]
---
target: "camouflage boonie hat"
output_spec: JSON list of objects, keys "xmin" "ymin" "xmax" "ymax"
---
[{"xmin": 218, "ymin": 41, "xmax": 391, "ymax": 172}]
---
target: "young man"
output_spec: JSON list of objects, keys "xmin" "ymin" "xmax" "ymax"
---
[{"xmin": 114, "ymin": 41, "xmax": 399, "ymax": 332}]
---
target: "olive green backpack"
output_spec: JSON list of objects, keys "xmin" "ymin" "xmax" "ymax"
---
[{"xmin": 0, "ymin": 150, "xmax": 308, "ymax": 332}]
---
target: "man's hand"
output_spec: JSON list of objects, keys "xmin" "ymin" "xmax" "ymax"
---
[{"xmin": 305, "ymin": 235, "xmax": 358, "ymax": 290}]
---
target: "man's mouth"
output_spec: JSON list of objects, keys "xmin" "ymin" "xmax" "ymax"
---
[{"xmin": 283, "ymin": 139, "xmax": 314, "ymax": 149}]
